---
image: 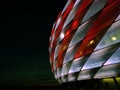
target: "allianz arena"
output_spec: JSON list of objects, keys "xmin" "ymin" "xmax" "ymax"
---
[{"xmin": 49, "ymin": 0, "xmax": 120, "ymax": 84}]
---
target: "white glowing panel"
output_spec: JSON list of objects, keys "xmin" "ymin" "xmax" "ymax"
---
[
  {"xmin": 54, "ymin": 70, "xmax": 58, "ymax": 79},
  {"xmin": 77, "ymin": 70, "xmax": 91, "ymax": 80},
  {"xmin": 61, "ymin": 76, "xmax": 67, "ymax": 83},
  {"xmin": 68, "ymin": 57, "xmax": 88, "ymax": 73},
  {"xmin": 54, "ymin": 17, "xmax": 62, "ymax": 31},
  {"xmin": 54, "ymin": 45, "xmax": 60, "ymax": 60},
  {"xmin": 69, "ymin": 19, "xmax": 93, "ymax": 47},
  {"xmin": 104, "ymin": 47, "xmax": 120, "ymax": 65},
  {"xmin": 61, "ymin": 62, "xmax": 71, "ymax": 76},
  {"xmin": 94, "ymin": 64, "xmax": 120, "ymax": 78},
  {"xmin": 82, "ymin": 0, "xmax": 107, "ymax": 23},
  {"xmin": 68, "ymin": 73, "xmax": 77, "ymax": 82},
  {"xmin": 63, "ymin": 45, "xmax": 78, "ymax": 64},
  {"xmin": 82, "ymin": 45, "xmax": 118, "ymax": 70},
  {"xmin": 57, "ymin": 68, "xmax": 61, "ymax": 78},
  {"xmin": 68, "ymin": 58, "xmax": 82, "ymax": 74}
]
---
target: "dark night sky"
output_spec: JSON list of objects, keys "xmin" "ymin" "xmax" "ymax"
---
[{"xmin": 0, "ymin": 0, "xmax": 67, "ymax": 86}]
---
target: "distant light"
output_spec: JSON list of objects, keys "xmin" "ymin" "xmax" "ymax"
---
[
  {"xmin": 90, "ymin": 40, "xmax": 94, "ymax": 45},
  {"xmin": 111, "ymin": 36, "xmax": 117, "ymax": 41},
  {"xmin": 72, "ymin": 20, "xmax": 78, "ymax": 29},
  {"xmin": 60, "ymin": 33, "xmax": 65, "ymax": 39},
  {"xmin": 57, "ymin": 18, "xmax": 61, "ymax": 24}
]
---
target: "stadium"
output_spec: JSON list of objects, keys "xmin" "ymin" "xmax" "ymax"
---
[{"xmin": 49, "ymin": 0, "xmax": 120, "ymax": 89}]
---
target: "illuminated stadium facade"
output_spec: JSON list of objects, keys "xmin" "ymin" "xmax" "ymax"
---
[{"xmin": 49, "ymin": 0, "xmax": 120, "ymax": 84}]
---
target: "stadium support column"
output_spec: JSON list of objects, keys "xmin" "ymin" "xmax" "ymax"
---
[{"xmin": 113, "ymin": 77, "xmax": 120, "ymax": 90}]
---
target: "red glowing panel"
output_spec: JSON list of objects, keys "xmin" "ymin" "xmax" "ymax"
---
[{"xmin": 71, "ymin": 20, "xmax": 79, "ymax": 30}]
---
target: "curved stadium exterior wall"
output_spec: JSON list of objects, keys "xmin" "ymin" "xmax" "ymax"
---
[{"xmin": 49, "ymin": 0, "xmax": 120, "ymax": 83}]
